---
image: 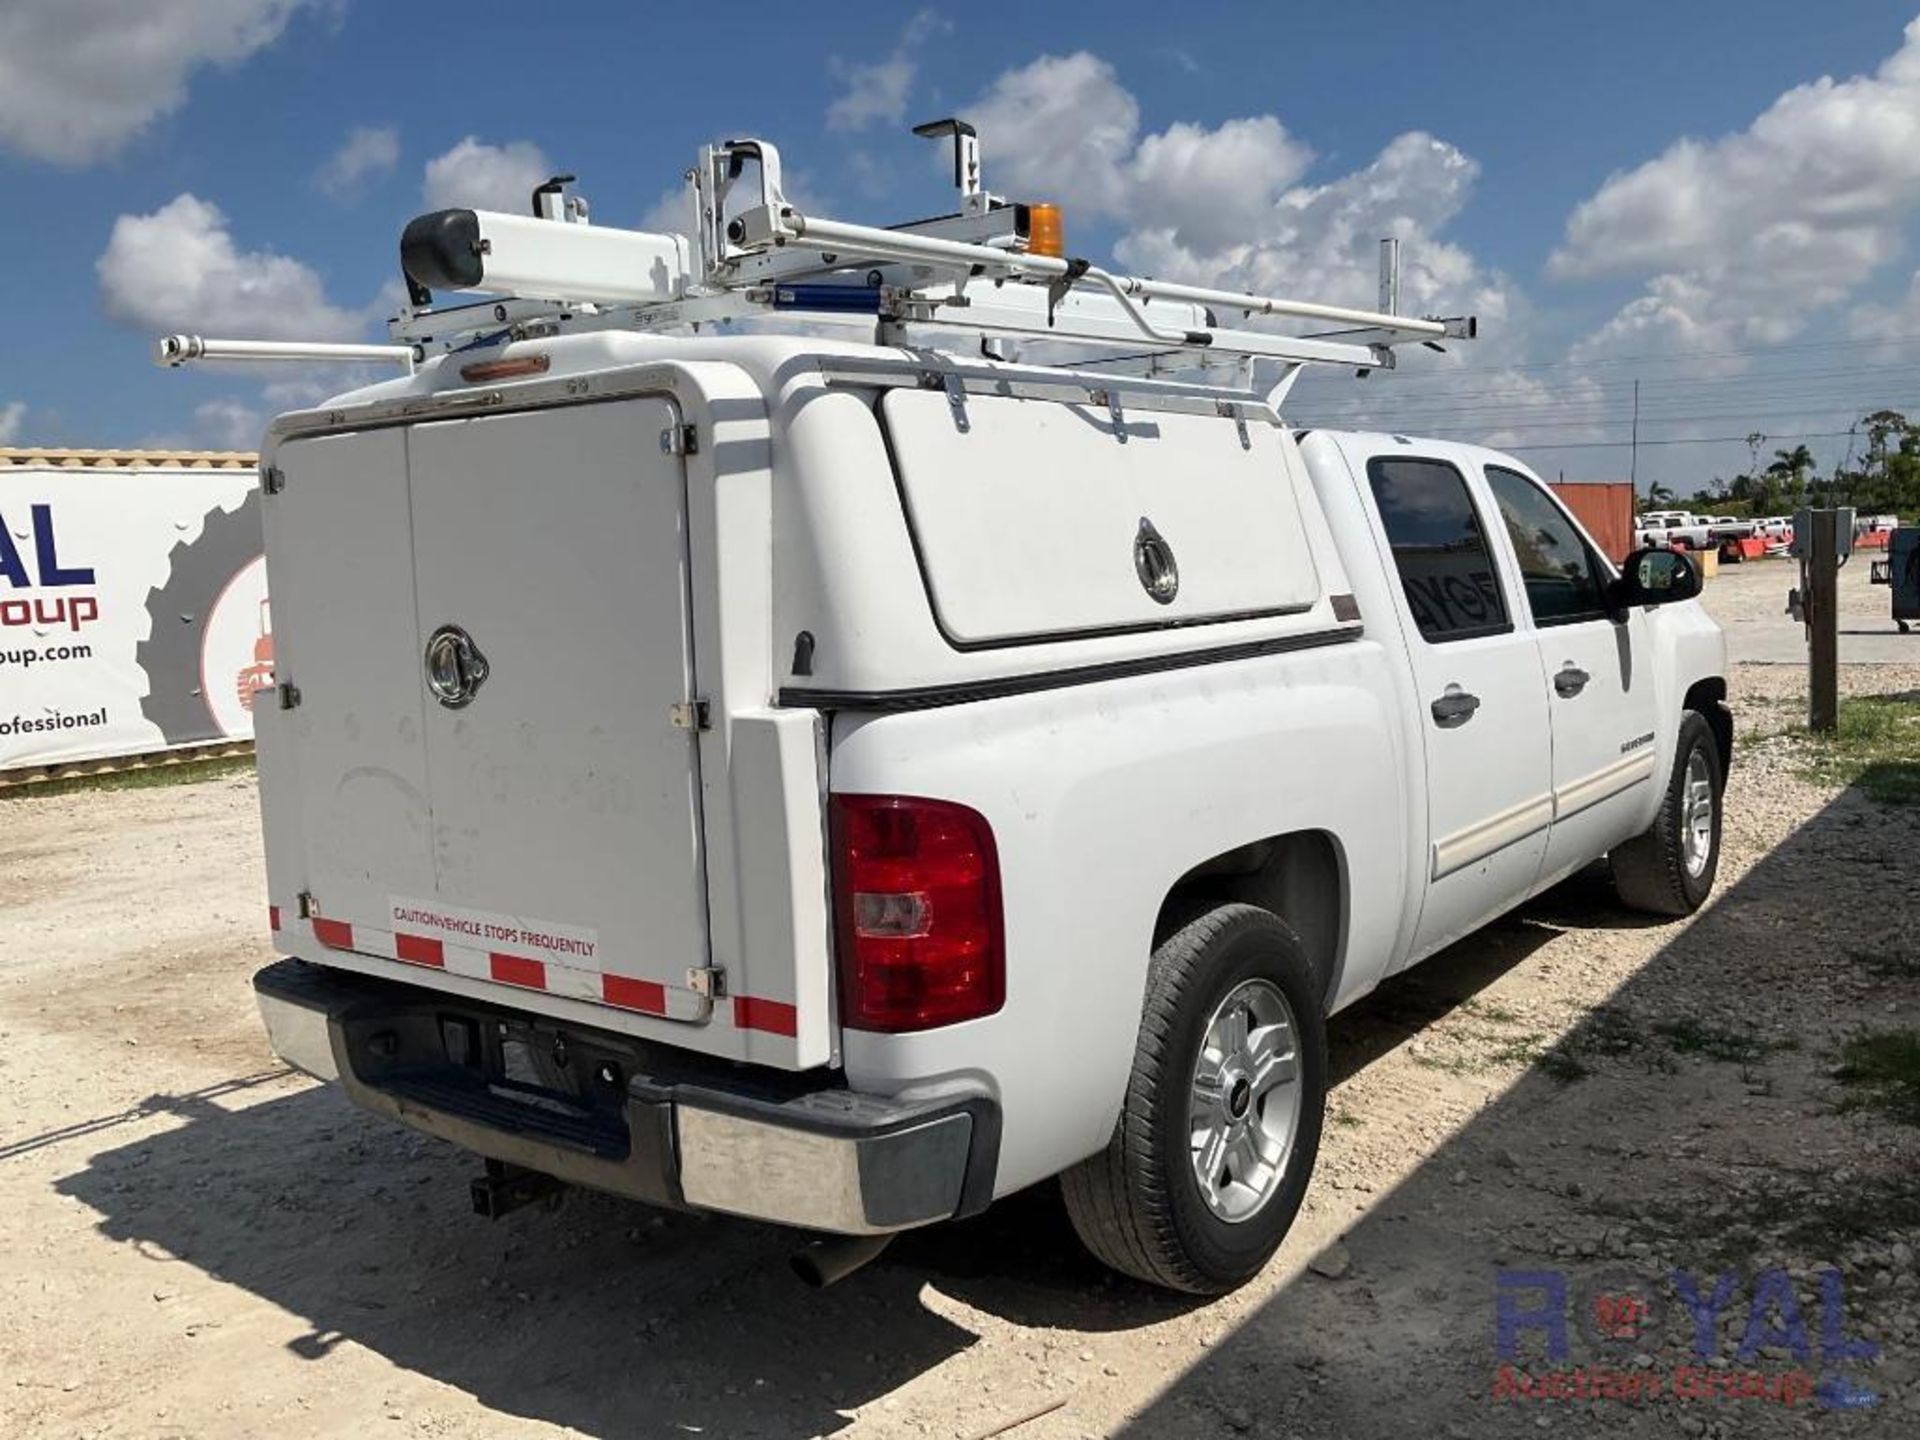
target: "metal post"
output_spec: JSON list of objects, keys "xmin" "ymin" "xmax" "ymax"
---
[
  {"xmin": 1808, "ymin": 508, "xmax": 1840, "ymax": 734},
  {"xmin": 1630, "ymin": 378, "xmax": 1640, "ymax": 491}
]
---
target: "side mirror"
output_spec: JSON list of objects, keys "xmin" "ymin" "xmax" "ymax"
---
[{"xmin": 1610, "ymin": 547, "xmax": 1702, "ymax": 615}]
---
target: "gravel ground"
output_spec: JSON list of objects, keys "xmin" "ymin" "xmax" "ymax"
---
[{"xmin": 1, "ymin": 658, "xmax": 1916, "ymax": 1439}]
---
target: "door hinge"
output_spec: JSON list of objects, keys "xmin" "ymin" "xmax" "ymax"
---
[
  {"xmin": 1217, "ymin": 398, "xmax": 1251, "ymax": 449},
  {"xmin": 296, "ymin": 889, "xmax": 318, "ymax": 919},
  {"xmin": 942, "ymin": 371, "xmax": 971, "ymax": 433},
  {"xmin": 669, "ymin": 699, "xmax": 711, "ymax": 731},
  {"xmin": 277, "ymin": 680, "xmax": 302, "ymax": 710},
  {"xmin": 659, "ymin": 423, "xmax": 699, "ymax": 456},
  {"xmin": 260, "ymin": 464, "xmax": 286, "ymax": 495},
  {"xmin": 685, "ymin": 965, "xmax": 727, "ymax": 999}
]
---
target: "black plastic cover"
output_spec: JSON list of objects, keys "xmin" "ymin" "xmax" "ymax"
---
[{"xmin": 401, "ymin": 209, "xmax": 484, "ymax": 292}]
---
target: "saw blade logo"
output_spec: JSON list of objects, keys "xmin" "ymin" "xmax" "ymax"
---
[{"xmin": 137, "ymin": 492, "xmax": 267, "ymax": 744}]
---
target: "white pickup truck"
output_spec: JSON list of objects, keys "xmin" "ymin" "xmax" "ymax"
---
[
  {"xmin": 195, "ymin": 137, "xmax": 1731, "ymax": 1295},
  {"xmin": 1637, "ymin": 510, "xmax": 1755, "ymax": 550}
]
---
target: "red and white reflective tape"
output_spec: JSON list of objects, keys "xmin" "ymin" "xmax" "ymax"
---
[
  {"xmin": 730, "ymin": 993, "xmax": 799, "ymax": 1038},
  {"xmin": 269, "ymin": 906, "xmax": 797, "ymax": 1036}
]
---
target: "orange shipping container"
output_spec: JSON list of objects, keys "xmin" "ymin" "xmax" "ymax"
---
[{"xmin": 1551, "ymin": 481, "xmax": 1637, "ymax": 564}]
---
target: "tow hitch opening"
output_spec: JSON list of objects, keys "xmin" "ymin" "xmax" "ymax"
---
[{"xmin": 470, "ymin": 1159, "xmax": 567, "ymax": 1220}]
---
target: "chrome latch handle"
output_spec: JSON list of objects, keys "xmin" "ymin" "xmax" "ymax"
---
[
  {"xmin": 1430, "ymin": 685, "xmax": 1481, "ymax": 729},
  {"xmin": 424, "ymin": 625, "xmax": 489, "ymax": 709}
]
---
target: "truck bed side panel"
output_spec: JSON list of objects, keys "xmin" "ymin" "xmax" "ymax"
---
[{"xmin": 826, "ymin": 641, "xmax": 1411, "ymax": 1196}]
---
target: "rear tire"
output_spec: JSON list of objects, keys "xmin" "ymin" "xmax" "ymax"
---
[
  {"xmin": 1610, "ymin": 710, "xmax": 1723, "ymax": 916},
  {"xmin": 1061, "ymin": 904, "xmax": 1326, "ymax": 1294}
]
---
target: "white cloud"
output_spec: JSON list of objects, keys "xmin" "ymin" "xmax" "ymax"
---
[
  {"xmin": 258, "ymin": 363, "xmax": 383, "ymax": 410},
  {"xmin": 1112, "ymin": 127, "xmax": 1511, "ymax": 372},
  {"xmin": 1128, "ymin": 117, "xmax": 1313, "ymax": 255},
  {"xmin": 1554, "ymin": 18, "xmax": 1920, "ymax": 358},
  {"xmin": 260, "ymin": 375, "xmax": 336, "ymax": 409},
  {"xmin": 956, "ymin": 54, "xmax": 1497, "ymax": 337},
  {"xmin": 315, "ymin": 125, "xmax": 400, "ymax": 200},
  {"xmin": 422, "ymin": 136, "xmax": 554, "ymax": 213},
  {"xmin": 1566, "ymin": 275, "xmax": 1758, "ymax": 375},
  {"xmin": 97, "ymin": 193, "xmax": 365, "ymax": 341},
  {"xmin": 0, "ymin": 0, "xmax": 314, "ymax": 165},
  {"xmin": 949, "ymin": 51, "xmax": 1551, "ymax": 463},
  {"xmin": 960, "ymin": 53, "xmax": 1142, "ymax": 217},
  {"xmin": 1848, "ymin": 270, "xmax": 1920, "ymax": 358},
  {"xmin": 946, "ymin": 49, "xmax": 1521, "ymax": 409},
  {"xmin": 638, "ymin": 185, "xmax": 693, "ymax": 236},
  {"xmin": 0, "ymin": 401, "xmax": 25, "ymax": 444},
  {"xmin": 194, "ymin": 398, "xmax": 263, "ymax": 450},
  {"xmin": 826, "ymin": 9, "xmax": 944, "ymax": 133}
]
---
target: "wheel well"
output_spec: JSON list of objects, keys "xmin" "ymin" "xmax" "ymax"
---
[
  {"xmin": 1154, "ymin": 831, "xmax": 1346, "ymax": 1006},
  {"xmin": 1684, "ymin": 677, "xmax": 1733, "ymax": 771}
]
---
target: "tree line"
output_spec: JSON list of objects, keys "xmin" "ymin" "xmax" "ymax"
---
[{"xmin": 1649, "ymin": 410, "xmax": 1920, "ymax": 518}]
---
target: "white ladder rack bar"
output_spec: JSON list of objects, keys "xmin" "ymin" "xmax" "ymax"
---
[
  {"xmin": 739, "ymin": 207, "xmax": 1451, "ymax": 346},
  {"xmin": 155, "ymin": 334, "xmax": 416, "ymax": 370},
  {"xmin": 884, "ymin": 288, "xmax": 1395, "ymax": 369}
]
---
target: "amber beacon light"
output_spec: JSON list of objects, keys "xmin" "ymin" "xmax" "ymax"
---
[{"xmin": 1026, "ymin": 203, "xmax": 1064, "ymax": 259}]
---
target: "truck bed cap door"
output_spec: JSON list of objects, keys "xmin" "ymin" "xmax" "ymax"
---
[
  {"xmin": 268, "ymin": 398, "xmax": 717, "ymax": 1029},
  {"xmin": 404, "ymin": 399, "xmax": 712, "ymax": 1019},
  {"xmin": 882, "ymin": 389, "xmax": 1320, "ymax": 644}
]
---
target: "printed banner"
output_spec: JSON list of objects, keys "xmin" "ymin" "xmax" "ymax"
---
[{"xmin": 0, "ymin": 463, "xmax": 268, "ymax": 770}]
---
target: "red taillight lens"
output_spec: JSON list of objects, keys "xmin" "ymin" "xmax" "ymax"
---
[{"xmin": 831, "ymin": 794, "xmax": 1004, "ymax": 1032}]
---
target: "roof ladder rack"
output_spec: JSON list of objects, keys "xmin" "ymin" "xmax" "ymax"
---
[{"xmin": 154, "ymin": 125, "xmax": 1477, "ymax": 382}]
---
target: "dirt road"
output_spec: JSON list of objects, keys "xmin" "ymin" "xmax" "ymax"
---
[
  {"xmin": 1703, "ymin": 548, "xmax": 1916, "ymax": 664},
  {"xmin": 3, "ymin": 661, "xmax": 1917, "ymax": 1439}
]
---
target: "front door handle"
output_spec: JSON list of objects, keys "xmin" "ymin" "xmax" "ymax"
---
[
  {"xmin": 1554, "ymin": 664, "xmax": 1591, "ymax": 698},
  {"xmin": 1431, "ymin": 686, "xmax": 1481, "ymax": 728}
]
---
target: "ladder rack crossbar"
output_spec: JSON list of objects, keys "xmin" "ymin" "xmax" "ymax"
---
[
  {"xmin": 767, "ymin": 211, "xmax": 1449, "ymax": 340},
  {"xmin": 888, "ymin": 292, "xmax": 1387, "ymax": 370},
  {"xmin": 154, "ymin": 335, "xmax": 416, "ymax": 370}
]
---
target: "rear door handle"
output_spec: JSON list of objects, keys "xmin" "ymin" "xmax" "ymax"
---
[
  {"xmin": 1430, "ymin": 686, "xmax": 1481, "ymax": 728},
  {"xmin": 1554, "ymin": 664, "xmax": 1591, "ymax": 698}
]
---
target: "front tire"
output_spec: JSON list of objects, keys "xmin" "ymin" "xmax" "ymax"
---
[
  {"xmin": 1610, "ymin": 710, "xmax": 1723, "ymax": 916},
  {"xmin": 1061, "ymin": 904, "xmax": 1327, "ymax": 1294}
]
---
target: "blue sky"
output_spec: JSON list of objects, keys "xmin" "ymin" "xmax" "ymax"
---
[{"xmin": 6, "ymin": 1, "xmax": 1920, "ymax": 492}]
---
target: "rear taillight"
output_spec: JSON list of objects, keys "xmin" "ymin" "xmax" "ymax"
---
[{"xmin": 831, "ymin": 794, "xmax": 1004, "ymax": 1032}]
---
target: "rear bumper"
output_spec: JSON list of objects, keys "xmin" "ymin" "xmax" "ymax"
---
[{"xmin": 255, "ymin": 958, "xmax": 997, "ymax": 1235}]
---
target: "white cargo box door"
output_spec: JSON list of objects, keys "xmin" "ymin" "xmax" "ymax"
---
[
  {"xmin": 882, "ymin": 390, "xmax": 1321, "ymax": 644},
  {"xmin": 405, "ymin": 399, "xmax": 714, "ymax": 1023},
  {"xmin": 269, "ymin": 428, "xmax": 436, "ymax": 921}
]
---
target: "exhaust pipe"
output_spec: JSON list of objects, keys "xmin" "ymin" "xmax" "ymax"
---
[{"xmin": 790, "ymin": 1233, "xmax": 893, "ymax": 1289}]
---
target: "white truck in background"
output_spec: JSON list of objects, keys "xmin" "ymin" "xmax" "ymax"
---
[
  {"xmin": 1637, "ymin": 510, "xmax": 1756, "ymax": 550},
  {"xmin": 162, "ymin": 131, "xmax": 1731, "ymax": 1294}
]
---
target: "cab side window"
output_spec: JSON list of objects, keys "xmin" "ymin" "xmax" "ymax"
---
[
  {"xmin": 1484, "ymin": 466, "xmax": 1610, "ymax": 626},
  {"xmin": 1365, "ymin": 456, "xmax": 1511, "ymax": 643}
]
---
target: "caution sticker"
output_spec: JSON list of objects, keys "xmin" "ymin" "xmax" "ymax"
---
[{"xmin": 388, "ymin": 895, "xmax": 601, "ymax": 973}]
